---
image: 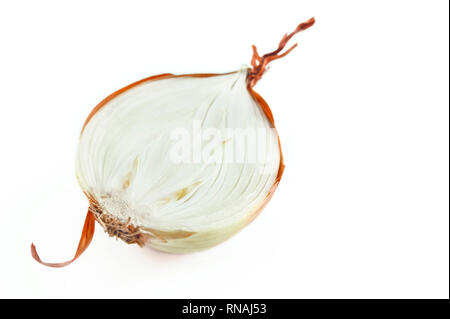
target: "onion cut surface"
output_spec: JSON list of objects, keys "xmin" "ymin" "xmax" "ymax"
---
[
  {"xmin": 77, "ymin": 69, "xmax": 282, "ymax": 253},
  {"xmin": 31, "ymin": 17, "xmax": 314, "ymax": 266}
]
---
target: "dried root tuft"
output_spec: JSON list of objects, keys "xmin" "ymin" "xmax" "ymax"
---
[{"xmin": 88, "ymin": 199, "xmax": 148, "ymax": 247}]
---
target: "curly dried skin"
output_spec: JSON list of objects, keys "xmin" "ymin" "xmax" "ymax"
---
[
  {"xmin": 30, "ymin": 210, "xmax": 96, "ymax": 268},
  {"xmin": 247, "ymin": 17, "xmax": 315, "ymax": 88}
]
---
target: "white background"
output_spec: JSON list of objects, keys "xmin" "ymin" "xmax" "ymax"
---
[{"xmin": 0, "ymin": 0, "xmax": 448, "ymax": 298}]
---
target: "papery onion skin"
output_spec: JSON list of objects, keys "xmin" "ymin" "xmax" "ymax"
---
[{"xmin": 30, "ymin": 210, "xmax": 95, "ymax": 267}]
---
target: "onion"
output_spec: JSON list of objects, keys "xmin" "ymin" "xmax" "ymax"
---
[{"xmin": 31, "ymin": 18, "xmax": 315, "ymax": 267}]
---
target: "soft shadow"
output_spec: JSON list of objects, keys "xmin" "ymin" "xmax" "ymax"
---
[{"xmin": 140, "ymin": 245, "xmax": 198, "ymax": 263}]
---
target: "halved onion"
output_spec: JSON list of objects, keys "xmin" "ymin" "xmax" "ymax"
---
[{"xmin": 31, "ymin": 17, "xmax": 315, "ymax": 266}]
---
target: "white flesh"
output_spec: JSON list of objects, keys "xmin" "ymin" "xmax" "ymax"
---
[{"xmin": 76, "ymin": 69, "xmax": 280, "ymax": 252}]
